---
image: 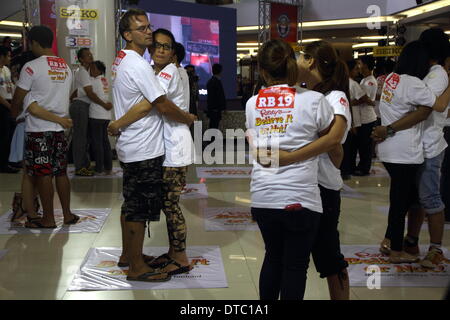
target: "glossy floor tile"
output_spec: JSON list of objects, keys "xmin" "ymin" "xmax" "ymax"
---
[{"xmin": 0, "ymin": 161, "xmax": 448, "ymax": 300}]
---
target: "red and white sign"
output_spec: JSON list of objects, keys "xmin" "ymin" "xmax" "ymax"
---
[
  {"xmin": 256, "ymin": 87, "xmax": 295, "ymax": 109},
  {"xmin": 270, "ymin": 3, "xmax": 298, "ymax": 44}
]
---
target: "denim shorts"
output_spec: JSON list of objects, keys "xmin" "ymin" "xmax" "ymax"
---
[{"xmin": 417, "ymin": 151, "xmax": 445, "ymax": 214}]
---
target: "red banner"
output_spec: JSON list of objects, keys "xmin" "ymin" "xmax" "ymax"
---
[
  {"xmin": 39, "ymin": 0, "xmax": 58, "ymax": 55},
  {"xmin": 270, "ymin": 3, "xmax": 298, "ymax": 44}
]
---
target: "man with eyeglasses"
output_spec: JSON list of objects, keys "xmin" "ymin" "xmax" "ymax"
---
[{"xmin": 108, "ymin": 9, "xmax": 196, "ymax": 283}]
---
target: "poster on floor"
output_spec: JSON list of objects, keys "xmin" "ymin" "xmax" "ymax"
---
[
  {"xmin": 196, "ymin": 167, "xmax": 252, "ymax": 179},
  {"xmin": 376, "ymin": 206, "xmax": 450, "ymax": 230},
  {"xmin": 341, "ymin": 184, "xmax": 365, "ymax": 199},
  {"xmin": 342, "ymin": 245, "xmax": 450, "ymax": 287},
  {"xmin": 68, "ymin": 246, "xmax": 228, "ymax": 291},
  {"xmin": 67, "ymin": 167, "xmax": 123, "ymax": 179},
  {"xmin": 0, "ymin": 208, "xmax": 111, "ymax": 234},
  {"xmin": 181, "ymin": 184, "xmax": 208, "ymax": 200},
  {"xmin": 204, "ymin": 207, "xmax": 257, "ymax": 231}
]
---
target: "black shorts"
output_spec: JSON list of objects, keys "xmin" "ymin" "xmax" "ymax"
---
[
  {"xmin": 25, "ymin": 131, "xmax": 68, "ymax": 177},
  {"xmin": 120, "ymin": 156, "xmax": 164, "ymax": 222},
  {"xmin": 311, "ymin": 185, "xmax": 349, "ymax": 278}
]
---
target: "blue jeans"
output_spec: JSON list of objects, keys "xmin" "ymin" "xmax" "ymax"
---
[{"xmin": 418, "ymin": 151, "xmax": 445, "ymax": 215}]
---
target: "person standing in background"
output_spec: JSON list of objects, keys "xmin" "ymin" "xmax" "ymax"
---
[
  {"xmin": 87, "ymin": 60, "xmax": 113, "ymax": 175},
  {"xmin": 0, "ymin": 46, "xmax": 19, "ymax": 173},
  {"xmin": 355, "ymin": 55, "xmax": 378, "ymax": 176},
  {"xmin": 70, "ymin": 48, "xmax": 112, "ymax": 176},
  {"xmin": 206, "ymin": 63, "xmax": 226, "ymax": 130},
  {"xmin": 185, "ymin": 64, "xmax": 199, "ymax": 117}
]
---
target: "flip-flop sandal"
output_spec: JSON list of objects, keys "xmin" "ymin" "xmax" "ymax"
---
[
  {"xmin": 126, "ymin": 271, "xmax": 171, "ymax": 282},
  {"xmin": 148, "ymin": 253, "xmax": 172, "ymax": 268},
  {"xmin": 117, "ymin": 255, "xmax": 156, "ymax": 268},
  {"xmin": 25, "ymin": 217, "xmax": 57, "ymax": 229},
  {"xmin": 165, "ymin": 260, "xmax": 193, "ymax": 276},
  {"xmin": 64, "ymin": 214, "xmax": 80, "ymax": 226}
]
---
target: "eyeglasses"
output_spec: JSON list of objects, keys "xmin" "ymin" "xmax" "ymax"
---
[
  {"xmin": 152, "ymin": 42, "xmax": 172, "ymax": 51},
  {"xmin": 128, "ymin": 24, "xmax": 153, "ymax": 33}
]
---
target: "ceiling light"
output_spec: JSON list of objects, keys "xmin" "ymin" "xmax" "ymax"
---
[
  {"xmin": 0, "ymin": 32, "xmax": 22, "ymax": 38},
  {"xmin": 237, "ymin": 42, "xmax": 259, "ymax": 46},
  {"xmin": 298, "ymin": 38, "xmax": 322, "ymax": 43},
  {"xmin": 352, "ymin": 42, "xmax": 378, "ymax": 48},
  {"xmin": 236, "ymin": 26, "xmax": 258, "ymax": 32},
  {"xmin": 300, "ymin": 16, "xmax": 398, "ymax": 28},
  {"xmin": 0, "ymin": 21, "xmax": 27, "ymax": 27},
  {"xmin": 237, "ymin": 16, "xmax": 398, "ymax": 32},
  {"xmin": 237, "ymin": 47, "xmax": 257, "ymax": 51},
  {"xmin": 359, "ymin": 35, "xmax": 394, "ymax": 40}
]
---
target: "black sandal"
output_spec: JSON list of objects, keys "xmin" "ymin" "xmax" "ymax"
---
[
  {"xmin": 147, "ymin": 253, "xmax": 172, "ymax": 268},
  {"xmin": 64, "ymin": 214, "xmax": 80, "ymax": 226},
  {"xmin": 25, "ymin": 217, "xmax": 57, "ymax": 229},
  {"xmin": 163, "ymin": 259, "xmax": 193, "ymax": 276},
  {"xmin": 126, "ymin": 271, "xmax": 171, "ymax": 282},
  {"xmin": 117, "ymin": 255, "xmax": 156, "ymax": 268}
]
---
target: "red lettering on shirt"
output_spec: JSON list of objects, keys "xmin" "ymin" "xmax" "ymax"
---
[
  {"xmin": 26, "ymin": 67, "xmax": 34, "ymax": 76},
  {"xmin": 47, "ymin": 57, "xmax": 68, "ymax": 71},
  {"xmin": 159, "ymin": 72, "xmax": 172, "ymax": 80},
  {"xmin": 340, "ymin": 97, "xmax": 349, "ymax": 107},
  {"xmin": 385, "ymin": 73, "xmax": 400, "ymax": 90},
  {"xmin": 113, "ymin": 51, "xmax": 127, "ymax": 66},
  {"xmin": 368, "ymin": 81, "xmax": 375, "ymax": 86},
  {"xmin": 256, "ymin": 87, "xmax": 295, "ymax": 109}
]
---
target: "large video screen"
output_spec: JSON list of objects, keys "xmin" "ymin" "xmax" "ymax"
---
[{"xmin": 145, "ymin": 12, "xmax": 220, "ymax": 91}]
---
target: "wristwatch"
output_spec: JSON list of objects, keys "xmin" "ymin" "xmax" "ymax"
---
[{"xmin": 386, "ymin": 125, "xmax": 396, "ymax": 137}]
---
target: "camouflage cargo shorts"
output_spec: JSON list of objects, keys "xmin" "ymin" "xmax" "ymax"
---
[{"xmin": 120, "ymin": 156, "xmax": 164, "ymax": 222}]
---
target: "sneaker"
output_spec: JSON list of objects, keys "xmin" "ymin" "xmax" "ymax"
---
[
  {"xmin": 389, "ymin": 251, "xmax": 420, "ymax": 264},
  {"xmin": 420, "ymin": 247, "xmax": 444, "ymax": 269},
  {"xmin": 75, "ymin": 168, "xmax": 94, "ymax": 176},
  {"xmin": 379, "ymin": 238, "xmax": 391, "ymax": 256}
]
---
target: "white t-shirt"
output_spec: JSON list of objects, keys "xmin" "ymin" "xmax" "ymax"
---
[
  {"xmin": 178, "ymin": 67, "xmax": 190, "ymax": 111},
  {"xmin": 422, "ymin": 64, "xmax": 449, "ymax": 159},
  {"xmin": 88, "ymin": 75, "xmax": 111, "ymax": 120},
  {"xmin": 359, "ymin": 75, "xmax": 378, "ymax": 124},
  {"xmin": 378, "ymin": 73, "xmax": 436, "ymax": 164},
  {"xmin": 349, "ymin": 78, "xmax": 365, "ymax": 127},
  {"xmin": 246, "ymin": 85, "xmax": 334, "ymax": 213},
  {"xmin": 375, "ymin": 74, "xmax": 387, "ymax": 118},
  {"xmin": 445, "ymin": 103, "xmax": 450, "ymax": 127},
  {"xmin": 0, "ymin": 66, "xmax": 14, "ymax": 100},
  {"xmin": 73, "ymin": 66, "xmax": 92, "ymax": 104},
  {"xmin": 318, "ymin": 91, "xmax": 352, "ymax": 191},
  {"xmin": 17, "ymin": 55, "xmax": 72, "ymax": 132},
  {"xmin": 157, "ymin": 63, "xmax": 193, "ymax": 167},
  {"xmin": 112, "ymin": 49, "xmax": 165, "ymax": 163}
]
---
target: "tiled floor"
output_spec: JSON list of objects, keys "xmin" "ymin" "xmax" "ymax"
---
[{"xmin": 0, "ymin": 156, "xmax": 448, "ymax": 300}]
